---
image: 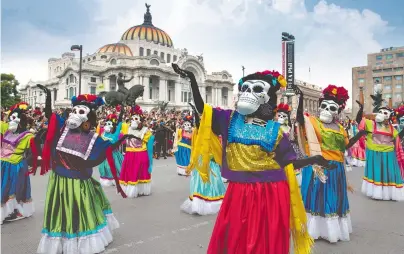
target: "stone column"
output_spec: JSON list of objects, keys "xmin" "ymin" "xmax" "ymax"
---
[
  {"xmin": 175, "ymin": 80, "xmax": 182, "ymax": 105},
  {"xmin": 217, "ymin": 87, "xmax": 222, "ymax": 106},
  {"xmin": 142, "ymin": 75, "xmax": 150, "ymax": 101},
  {"xmin": 159, "ymin": 78, "xmax": 167, "ymax": 101},
  {"xmin": 199, "ymin": 85, "xmax": 206, "ymax": 103}
]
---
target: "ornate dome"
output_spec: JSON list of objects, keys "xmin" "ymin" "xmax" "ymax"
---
[
  {"xmin": 120, "ymin": 4, "xmax": 173, "ymax": 48},
  {"xmin": 97, "ymin": 43, "xmax": 133, "ymax": 56}
]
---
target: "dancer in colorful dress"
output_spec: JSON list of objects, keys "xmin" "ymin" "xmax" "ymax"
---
[
  {"xmin": 119, "ymin": 105, "xmax": 155, "ymax": 198},
  {"xmin": 33, "ymin": 85, "xmax": 129, "ymax": 254},
  {"xmin": 180, "ymin": 104, "xmax": 226, "ymax": 215},
  {"xmin": 98, "ymin": 109, "xmax": 124, "ymax": 186},
  {"xmin": 276, "ymin": 103, "xmax": 305, "ymax": 185},
  {"xmin": 173, "ymin": 63, "xmax": 334, "ymax": 254},
  {"xmin": 297, "ymin": 85, "xmax": 366, "ymax": 243},
  {"xmin": 356, "ymin": 95, "xmax": 404, "ymax": 201},
  {"xmin": 1, "ymin": 102, "xmax": 36, "ymax": 223},
  {"xmin": 174, "ymin": 115, "xmax": 193, "ymax": 176}
]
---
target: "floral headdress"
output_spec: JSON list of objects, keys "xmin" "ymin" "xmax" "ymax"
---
[
  {"xmin": 395, "ymin": 105, "xmax": 404, "ymax": 119},
  {"xmin": 130, "ymin": 105, "xmax": 143, "ymax": 116},
  {"xmin": 71, "ymin": 94, "xmax": 104, "ymax": 110},
  {"xmin": 183, "ymin": 115, "xmax": 194, "ymax": 125},
  {"xmin": 276, "ymin": 103, "xmax": 291, "ymax": 114},
  {"xmin": 10, "ymin": 102, "xmax": 29, "ymax": 112},
  {"xmin": 106, "ymin": 114, "xmax": 118, "ymax": 124},
  {"xmin": 321, "ymin": 85, "xmax": 349, "ymax": 110}
]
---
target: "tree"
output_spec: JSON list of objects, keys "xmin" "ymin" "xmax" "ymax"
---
[{"xmin": 1, "ymin": 73, "xmax": 21, "ymax": 109}]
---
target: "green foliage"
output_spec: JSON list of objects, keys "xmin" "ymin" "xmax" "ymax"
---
[{"xmin": 1, "ymin": 73, "xmax": 21, "ymax": 108}]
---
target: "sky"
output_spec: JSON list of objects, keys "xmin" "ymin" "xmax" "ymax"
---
[{"xmin": 2, "ymin": 0, "xmax": 404, "ymax": 108}]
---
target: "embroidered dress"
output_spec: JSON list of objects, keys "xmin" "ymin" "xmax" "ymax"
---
[
  {"xmin": 180, "ymin": 128, "xmax": 226, "ymax": 215},
  {"xmin": 37, "ymin": 114, "xmax": 120, "ymax": 254},
  {"xmin": 300, "ymin": 116, "xmax": 352, "ymax": 243},
  {"xmin": 174, "ymin": 128, "xmax": 192, "ymax": 176},
  {"xmin": 98, "ymin": 122, "xmax": 123, "ymax": 186},
  {"xmin": 350, "ymin": 123, "xmax": 366, "ymax": 167},
  {"xmin": 1, "ymin": 122, "xmax": 35, "ymax": 223},
  {"xmin": 203, "ymin": 106, "xmax": 312, "ymax": 254},
  {"xmin": 119, "ymin": 127, "xmax": 154, "ymax": 198},
  {"xmin": 280, "ymin": 124, "xmax": 305, "ymax": 186},
  {"xmin": 360, "ymin": 119, "xmax": 404, "ymax": 201}
]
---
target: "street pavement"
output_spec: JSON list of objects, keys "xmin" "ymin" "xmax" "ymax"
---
[{"xmin": 2, "ymin": 157, "xmax": 404, "ymax": 254}]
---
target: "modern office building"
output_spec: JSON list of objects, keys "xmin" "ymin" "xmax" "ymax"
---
[{"xmin": 352, "ymin": 46, "xmax": 404, "ymax": 114}]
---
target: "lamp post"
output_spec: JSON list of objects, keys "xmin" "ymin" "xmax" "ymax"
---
[
  {"xmin": 281, "ymin": 32, "xmax": 295, "ymax": 107},
  {"xmin": 71, "ymin": 45, "xmax": 83, "ymax": 95},
  {"xmin": 242, "ymin": 66, "xmax": 245, "ymax": 77}
]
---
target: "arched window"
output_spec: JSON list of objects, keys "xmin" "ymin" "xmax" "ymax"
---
[
  {"xmin": 153, "ymin": 50, "xmax": 158, "ymax": 55},
  {"xmin": 69, "ymin": 74, "xmax": 74, "ymax": 83},
  {"xmin": 167, "ymin": 54, "xmax": 171, "ymax": 63},
  {"xmin": 150, "ymin": 59, "xmax": 159, "ymax": 66},
  {"xmin": 147, "ymin": 49, "xmax": 151, "ymax": 56},
  {"xmin": 160, "ymin": 52, "xmax": 165, "ymax": 60},
  {"xmin": 109, "ymin": 75, "xmax": 117, "ymax": 91},
  {"xmin": 110, "ymin": 59, "xmax": 117, "ymax": 65},
  {"xmin": 101, "ymin": 55, "xmax": 107, "ymax": 59},
  {"xmin": 139, "ymin": 47, "xmax": 144, "ymax": 56},
  {"xmin": 69, "ymin": 87, "xmax": 74, "ymax": 98},
  {"xmin": 93, "ymin": 56, "xmax": 96, "ymax": 60}
]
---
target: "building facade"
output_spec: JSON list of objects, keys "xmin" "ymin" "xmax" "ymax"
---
[
  {"xmin": 277, "ymin": 79, "xmax": 322, "ymax": 119},
  {"xmin": 19, "ymin": 5, "xmax": 234, "ymax": 111},
  {"xmin": 352, "ymin": 46, "xmax": 404, "ymax": 115}
]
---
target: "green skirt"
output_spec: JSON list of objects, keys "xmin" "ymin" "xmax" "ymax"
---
[{"xmin": 37, "ymin": 171, "xmax": 119, "ymax": 254}]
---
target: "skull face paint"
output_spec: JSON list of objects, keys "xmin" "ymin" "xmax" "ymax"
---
[
  {"xmin": 319, "ymin": 100, "xmax": 339, "ymax": 124},
  {"xmin": 277, "ymin": 112, "xmax": 288, "ymax": 125},
  {"xmin": 182, "ymin": 121, "xmax": 192, "ymax": 132},
  {"xmin": 130, "ymin": 115, "xmax": 141, "ymax": 130},
  {"xmin": 8, "ymin": 112, "xmax": 20, "ymax": 132},
  {"xmin": 375, "ymin": 108, "xmax": 391, "ymax": 123},
  {"xmin": 236, "ymin": 80, "xmax": 270, "ymax": 115},
  {"xmin": 104, "ymin": 121, "xmax": 114, "ymax": 133},
  {"xmin": 66, "ymin": 105, "xmax": 90, "ymax": 129}
]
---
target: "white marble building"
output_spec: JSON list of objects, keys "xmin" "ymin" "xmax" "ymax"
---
[{"xmin": 19, "ymin": 5, "xmax": 234, "ymax": 111}]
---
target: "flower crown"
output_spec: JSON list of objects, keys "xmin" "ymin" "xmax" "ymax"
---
[
  {"xmin": 395, "ymin": 105, "xmax": 404, "ymax": 118},
  {"xmin": 238, "ymin": 70, "xmax": 287, "ymax": 89},
  {"xmin": 106, "ymin": 114, "xmax": 118, "ymax": 123},
  {"xmin": 130, "ymin": 105, "xmax": 143, "ymax": 116},
  {"xmin": 183, "ymin": 115, "xmax": 194, "ymax": 124},
  {"xmin": 71, "ymin": 94, "xmax": 104, "ymax": 109},
  {"xmin": 276, "ymin": 103, "xmax": 291, "ymax": 113},
  {"xmin": 321, "ymin": 85, "xmax": 349, "ymax": 110},
  {"xmin": 10, "ymin": 102, "xmax": 29, "ymax": 112}
]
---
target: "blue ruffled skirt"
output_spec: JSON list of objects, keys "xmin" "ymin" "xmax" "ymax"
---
[
  {"xmin": 1, "ymin": 160, "xmax": 34, "ymax": 223},
  {"xmin": 300, "ymin": 161, "xmax": 352, "ymax": 243},
  {"xmin": 98, "ymin": 150, "xmax": 124, "ymax": 187},
  {"xmin": 362, "ymin": 149, "xmax": 404, "ymax": 201},
  {"xmin": 180, "ymin": 160, "xmax": 226, "ymax": 215},
  {"xmin": 175, "ymin": 145, "xmax": 191, "ymax": 176}
]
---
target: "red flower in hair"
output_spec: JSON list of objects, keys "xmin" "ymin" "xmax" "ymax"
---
[
  {"xmin": 256, "ymin": 70, "xmax": 281, "ymax": 78},
  {"xmin": 277, "ymin": 103, "xmax": 290, "ymax": 112},
  {"xmin": 322, "ymin": 85, "xmax": 349, "ymax": 109},
  {"xmin": 131, "ymin": 105, "xmax": 143, "ymax": 115},
  {"xmin": 107, "ymin": 114, "xmax": 118, "ymax": 122},
  {"xmin": 396, "ymin": 105, "xmax": 404, "ymax": 117}
]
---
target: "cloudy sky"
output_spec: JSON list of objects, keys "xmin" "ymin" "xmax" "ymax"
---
[{"xmin": 2, "ymin": 0, "xmax": 404, "ymax": 108}]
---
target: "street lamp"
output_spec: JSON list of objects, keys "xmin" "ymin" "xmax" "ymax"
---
[
  {"xmin": 70, "ymin": 45, "xmax": 83, "ymax": 95},
  {"xmin": 242, "ymin": 66, "xmax": 245, "ymax": 77}
]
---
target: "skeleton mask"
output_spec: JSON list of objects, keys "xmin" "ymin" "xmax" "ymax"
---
[
  {"xmin": 104, "ymin": 121, "xmax": 114, "ymax": 133},
  {"xmin": 183, "ymin": 121, "xmax": 192, "ymax": 132},
  {"xmin": 130, "ymin": 115, "xmax": 141, "ymax": 130},
  {"xmin": 277, "ymin": 112, "xmax": 288, "ymax": 125},
  {"xmin": 236, "ymin": 80, "xmax": 270, "ymax": 115},
  {"xmin": 319, "ymin": 100, "xmax": 339, "ymax": 124},
  {"xmin": 8, "ymin": 112, "xmax": 20, "ymax": 133},
  {"xmin": 375, "ymin": 108, "xmax": 391, "ymax": 123},
  {"xmin": 66, "ymin": 105, "xmax": 90, "ymax": 129}
]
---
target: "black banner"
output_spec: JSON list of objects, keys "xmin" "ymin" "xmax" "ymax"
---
[{"xmin": 286, "ymin": 41, "xmax": 295, "ymax": 91}]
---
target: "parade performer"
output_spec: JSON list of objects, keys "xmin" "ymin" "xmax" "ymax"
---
[
  {"xmin": 297, "ymin": 85, "xmax": 366, "ymax": 243},
  {"xmin": 356, "ymin": 92, "xmax": 404, "ymax": 201},
  {"xmin": 173, "ymin": 115, "xmax": 193, "ymax": 176},
  {"xmin": 119, "ymin": 105, "xmax": 155, "ymax": 198},
  {"xmin": 1, "ymin": 102, "xmax": 36, "ymax": 223},
  {"xmin": 32, "ymin": 85, "xmax": 130, "ymax": 254},
  {"xmin": 276, "ymin": 102, "xmax": 305, "ymax": 185},
  {"xmin": 173, "ymin": 63, "xmax": 335, "ymax": 254},
  {"xmin": 98, "ymin": 109, "xmax": 124, "ymax": 186},
  {"xmin": 180, "ymin": 104, "xmax": 226, "ymax": 215}
]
